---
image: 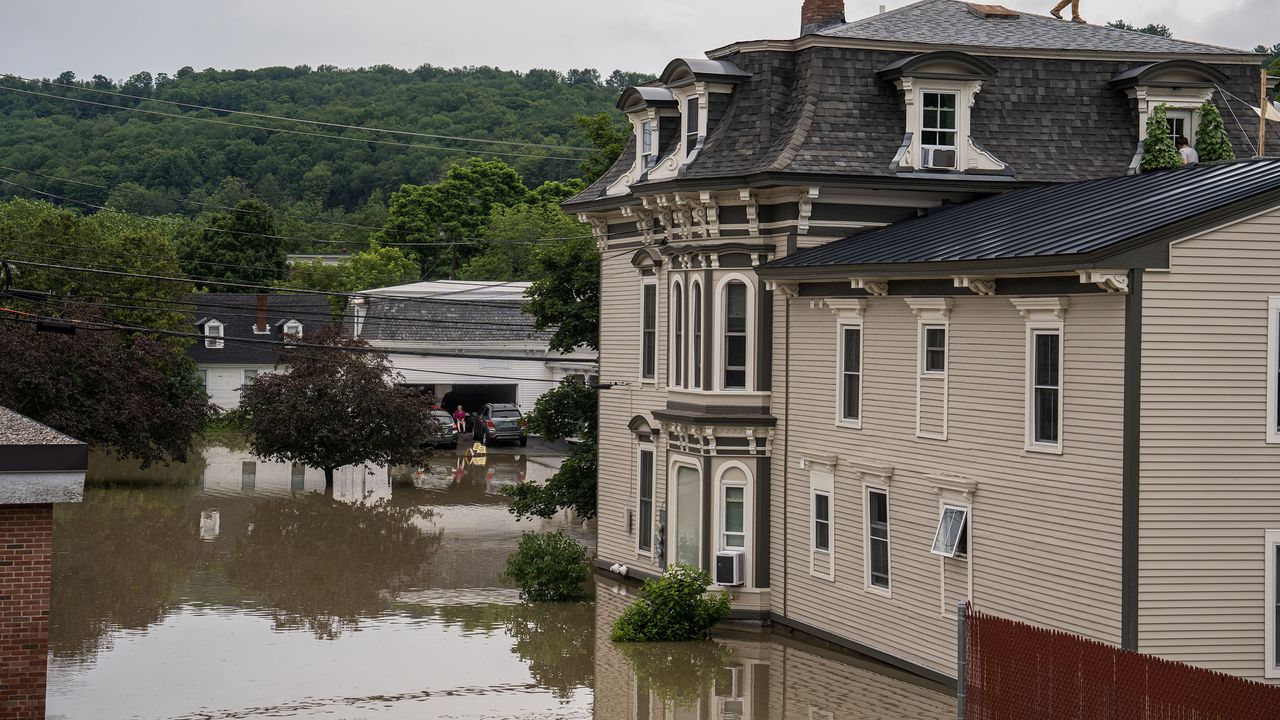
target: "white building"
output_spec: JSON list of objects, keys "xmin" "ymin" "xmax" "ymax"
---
[{"xmin": 348, "ymin": 281, "xmax": 597, "ymax": 413}]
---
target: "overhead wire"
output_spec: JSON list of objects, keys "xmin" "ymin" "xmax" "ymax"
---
[
  {"xmin": 0, "ymin": 84, "xmax": 588, "ymax": 162},
  {"xmin": 0, "ymin": 73, "xmax": 597, "ymax": 152}
]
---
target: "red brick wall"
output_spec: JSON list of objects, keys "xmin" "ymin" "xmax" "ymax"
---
[
  {"xmin": 801, "ymin": 0, "xmax": 845, "ymax": 31},
  {"xmin": 0, "ymin": 505, "xmax": 52, "ymax": 720}
]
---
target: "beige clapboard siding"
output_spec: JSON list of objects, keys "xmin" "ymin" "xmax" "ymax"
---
[
  {"xmin": 772, "ymin": 293, "xmax": 1125, "ymax": 677},
  {"xmin": 1139, "ymin": 207, "xmax": 1280, "ymax": 684}
]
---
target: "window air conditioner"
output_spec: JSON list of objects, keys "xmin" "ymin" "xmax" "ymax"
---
[
  {"xmin": 922, "ymin": 147, "xmax": 958, "ymax": 170},
  {"xmin": 714, "ymin": 550, "xmax": 744, "ymax": 587}
]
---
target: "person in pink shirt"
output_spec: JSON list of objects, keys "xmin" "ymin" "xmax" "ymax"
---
[{"xmin": 452, "ymin": 405, "xmax": 467, "ymax": 433}]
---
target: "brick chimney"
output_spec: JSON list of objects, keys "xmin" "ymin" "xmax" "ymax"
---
[
  {"xmin": 256, "ymin": 293, "xmax": 269, "ymax": 334},
  {"xmin": 801, "ymin": 0, "xmax": 845, "ymax": 35}
]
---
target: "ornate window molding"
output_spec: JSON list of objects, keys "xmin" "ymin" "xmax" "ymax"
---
[{"xmin": 1011, "ymin": 297, "xmax": 1068, "ymax": 454}]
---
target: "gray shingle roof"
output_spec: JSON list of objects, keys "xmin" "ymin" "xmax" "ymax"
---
[
  {"xmin": 760, "ymin": 158, "xmax": 1280, "ymax": 273},
  {"xmin": 186, "ymin": 293, "xmax": 334, "ymax": 365},
  {"xmin": 823, "ymin": 0, "xmax": 1247, "ymax": 55},
  {"xmin": 0, "ymin": 405, "xmax": 81, "ymax": 446},
  {"xmin": 355, "ymin": 299, "xmax": 554, "ymax": 345}
]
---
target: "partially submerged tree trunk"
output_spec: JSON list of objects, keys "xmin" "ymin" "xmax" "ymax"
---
[{"xmin": 324, "ymin": 467, "xmax": 335, "ymax": 497}]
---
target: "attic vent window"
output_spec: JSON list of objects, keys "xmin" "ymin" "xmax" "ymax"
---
[{"xmin": 967, "ymin": 4, "xmax": 1019, "ymax": 19}]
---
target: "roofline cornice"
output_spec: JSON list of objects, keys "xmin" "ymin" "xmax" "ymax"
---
[{"xmin": 705, "ymin": 36, "xmax": 1266, "ymax": 66}]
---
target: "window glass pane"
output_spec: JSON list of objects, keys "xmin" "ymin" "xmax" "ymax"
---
[
  {"xmin": 724, "ymin": 487, "xmax": 744, "ymax": 532},
  {"xmin": 925, "ymin": 327, "xmax": 946, "ymax": 372},
  {"xmin": 686, "ymin": 98, "xmax": 700, "ymax": 154},
  {"xmin": 675, "ymin": 466, "xmax": 701, "ymax": 567},
  {"xmin": 726, "ymin": 283, "xmax": 747, "ymax": 332},
  {"xmin": 868, "ymin": 490, "xmax": 889, "ymax": 589},
  {"xmin": 1035, "ymin": 388, "xmax": 1060, "ymax": 443},
  {"xmin": 638, "ymin": 451, "xmax": 654, "ymax": 551},
  {"xmin": 642, "ymin": 284, "xmax": 656, "ymax": 378},
  {"xmin": 931, "ymin": 506, "xmax": 968, "ymax": 557},
  {"xmin": 1035, "ymin": 333, "xmax": 1060, "ymax": 387},
  {"xmin": 724, "ymin": 282, "xmax": 748, "ymax": 389},
  {"xmin": 692, "ymin": 283, "xmax": 703, "ymax": 389},
  {"xmin": 843, "ymin": 374, "xmax": 860, "ymax": 421},
  {"xmin": 673, "ymin": 286, "xmax": 684, "ymax": 386},
  {"xmin": 726, "ymin": 337, "xmax": 747, "ymax": 368},
  {"xmin": 843, "ymin": 327, "xmax": 861, "ymax": 373},
  {"xmin": 642, "ymin": 121, "xmax": 653, "ymax": 154},
  {"xmin": 813, "ymin": 493, "xmax": 830, "ymax": 551}
]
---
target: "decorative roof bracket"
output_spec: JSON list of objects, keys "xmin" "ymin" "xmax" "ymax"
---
[
  {"xmin": 953, "ymin": 276, "xmax": 997, "ymax": 296},
  {"xmin": 1079, "ymin": 270, "xmax": 1130, "ymax": 294},
  {"xmin": 851, "ymin": 278, "xmax": 890, "ymax": 297}
]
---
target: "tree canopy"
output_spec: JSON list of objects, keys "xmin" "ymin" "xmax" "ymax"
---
[{"xmin": 1106, "ymin": 20, "xmax": 1173, "ymax": 37}]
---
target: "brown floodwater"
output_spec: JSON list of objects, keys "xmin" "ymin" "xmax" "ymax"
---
[{"xmin": 46, "ymin": 446, "xmax": 954, "ymax": 720}]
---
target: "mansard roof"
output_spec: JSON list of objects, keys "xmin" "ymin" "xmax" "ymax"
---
[
  {"xmin": 819, "ymin": 0, "xmax": 1248, "ymax": 56},
  {"xmin": 758, "ymin": 159, "xmax": 1280, "ymax": 277},
  {"xmin": 617, "ymin": 86, "xmax": 677, "ymax": 112}
]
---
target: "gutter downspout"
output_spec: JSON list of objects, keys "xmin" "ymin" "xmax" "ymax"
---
[
  {"xmin": 1121, "ymin": 268, "xmax": 1143, "ymax": 650},
  {"xmin": 782, "ymin": 294, "xmax": 791, "ymax": 619}
]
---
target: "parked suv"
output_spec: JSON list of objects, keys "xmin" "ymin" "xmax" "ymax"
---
[
  {"xmin": 424, "ymin": 408, "xmax": 459, "ymax": 450},
  {"xmin": 473, "ymin": 403, "xmax": 528, "ymax": 446}
]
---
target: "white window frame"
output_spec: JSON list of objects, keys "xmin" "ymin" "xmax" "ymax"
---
[
  {"xmin": 906, "ymin": 298, "xmax": 952, "ymax": 441},
  {"xmin": 1268, "ymin": 297, "xmax": 1280, "ymax": 444},
  {"xmin": 690, "ymin": 279, "xmax": 704, "ymax": 390},
  {"xmin": 636, "ymin": 446, "xmax": 656, "ymax": 556},
  {"xmin": 921, "ymin": 324, "xmax": 947, "ymax": 375},
  {"xmin": 715, "ymin": 273, "xmax": 756, "ymax": 392},
  {"xmin": 242, "ymin": 368, "xmax": 259, "ymax": 384},
  {"xmin": 669, "ymin": 277, "xmax": 686, "ymax": 389},
  {"xmin": 204, "ymin": 319, "xmax": 224, "ymax": 349},
  {"xmin": 838, "ymin": 321, "xmax": 864, "ymax": 429},
  {"xmin": 803, "ymin": 455, "xmax": 837, "ymax": 581},
  {"xmin": 716, "ymin": 462, "xmax": 752, "ymax": 565},
  {"xmin": 919, "ymin": 90, "xmax": 959, "ymax": 167},
  {"xmin": 1029, "ymin": 327, "xmax": 1064, "ymax": 452},
  {"xmin": 864, "ymin": 484, "xmax": 891, "ymax": 596},
  {"xmin": 931, "ymin": 503, "xmax": 969, "ymax": 559},
  {"xmin": 283, "ymin": 320, "xmax": 303, "ymax": 338},
  {"xmin": 669, "ymin": 457, "xmax": 703, "ymax": 570},
  {"xmin": 640, "ymin": 119, "xmax": 657, "ymax": 170},
  {"xmin": 1012, "ymin": 297, "xmax": 1070, "ymax": 454},
  {"xmin": 639, "ymin": 279, "xmax": 658, "ymax": 382},
  {"xmin": 1266, "ymin": 530, "xmax": 1280, "ymax": 679}
]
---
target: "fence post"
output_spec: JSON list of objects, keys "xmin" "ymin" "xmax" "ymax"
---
[{"xmin": 957, "ymin": 601, "xmax": 968, "ymax": 720}]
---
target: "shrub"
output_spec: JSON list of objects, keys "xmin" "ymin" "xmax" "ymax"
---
[
  {"xmin": 1141, "ymin": 104, "xmax": 1182, "ymax": 172},
  {"xmin": 611, "ymin": 564, "xmax": 732, "ymax": 642},
  {"xmin": 1195, "ymin": 101, "xmax": 1236, "ymax": 163},
  {"xmin": 505, "ymin": 530, "xmax": 589, "ymax": 602}
]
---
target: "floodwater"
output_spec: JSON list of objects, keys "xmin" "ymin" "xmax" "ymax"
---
[{"xmin": 46, "ymin": 445, "xmax": 954, "ymax": 720}]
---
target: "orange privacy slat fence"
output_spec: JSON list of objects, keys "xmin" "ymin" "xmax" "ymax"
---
[{"xmin": 964, "ymin": 605, "xmax": 1280, "ymax": 720}]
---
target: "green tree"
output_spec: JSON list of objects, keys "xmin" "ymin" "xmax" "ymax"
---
[
  {"xmin": 524, "ymin": 236, "xmax": 599, "ymax": 353},
  {"xmin": 576, "ymin": 112, "xmax": 629, "ymax": 184},
  {"xmin": 1141, "ymin": 104, "xmax": 1182, "ymax": 172},
  {"xmin": 1106, "ymin": 20, "xmax": 1173, "ymax": 37},
  {"xmin": 458, "ymin": 199, "xmax": 590, "ymax": 282},
  {"xmin": 503, "ymin": 380, "xmax": 598, "ymax": 520},
  {"xmin": 238, "ymin": 326, "xmax": 434, "ymax": 490},
  {"xmin": 179, "ymin": 198, "xmax": 287, "ymax": 290},
  {"xmin": 1195, "ymin": 101, "xmax": 1236, "ymax": 162},
  {"xmin": 287, "ymin": 245, "xmax": 420, "ymax": 314}
]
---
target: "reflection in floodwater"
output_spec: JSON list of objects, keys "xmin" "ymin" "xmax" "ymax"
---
[
  {"xmin": 49, "ymin": 446, "xmax": 953, "ymax": 719},
  {"xmin": 593, "ymin": 578, "xmax": 956, "ymax": 720}
]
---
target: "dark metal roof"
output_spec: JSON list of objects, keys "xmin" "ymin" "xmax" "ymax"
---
[
  {"xmin": 186, "ymin": 293, "xmax": 333, "ymax": 365},
  {"xmin": 352, "ymin": 298, "xmax": 554, "ymax": 346},
  {"xmin": 761, "ymin": 159, "xmax": 1280, "ymax": 273},
  {"xmin": 822, "ymin": 0, "xmax": 1249, "ymax": 55},
  {"xmin": 658, "ymin": 58, "xmax": 752, "ymax": 86}
]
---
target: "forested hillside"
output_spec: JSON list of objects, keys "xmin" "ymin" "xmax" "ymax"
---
[{"xmin": 0, "ymin": 65, "xmax": 641, "ymax": 226}]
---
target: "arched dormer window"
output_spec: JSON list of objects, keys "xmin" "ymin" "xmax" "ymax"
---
[
  {"xmin": 717, "ymin": 275, "xmax": 754, "ymax": 391},
  {"xmin": 204, "ymin": 319, "xmax": 224, "ymax": 349},
  {"xmin": 1109, "ymin": 60, "xmax": 1231, "ymax": 171},
  {"xmin": 657, "ymin": 58, "xmax": 750, "ymax": 173}
]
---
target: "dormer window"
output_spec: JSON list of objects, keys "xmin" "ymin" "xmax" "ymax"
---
[
  {"xmin": 283, "ymin": 320, "xmax": 303, "ymax": 338},
  {"xmin": 204, "ymin": 319, "xmax": 224, "ymax": 349},
  {"xmin": 641, "ymin": 120, "xmax": 657, "ymax": 170},
  {"xmin": 1108, "ymin": 60, "xmax": 1231, "ymax": 172},
  {"xmin": 920, "ymin": 92, "xmax": 959, "ymax": 170},
  {"xmin": 685, "ymin": 96, "xmax": 701, "ymax": 161}
]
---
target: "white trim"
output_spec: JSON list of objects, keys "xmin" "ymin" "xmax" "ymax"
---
[
  {"xmin": 635, "ymin": 446, "xmax": 656, "ymax": 559},
  {"xmin": 714, "ymin": 272, "xmax": 757, "ymax": 392},
  {"xmin": 894, "ymin": 78, "xmax": 1006, "ymax": 173},
  {"xmin": 669, "ymin": 276, "xmax": 686, "ymax": 389},
  {"xmin": 863, "ymin": 483, "xmax": 892, "ymax": 598},
  {"xmin": 204, "ymin": 319, "xmax": 224, "ymax": 349},
  {"xmin": 1269, "ymin": 298, "xmax": 1280, "ymax": 444},
  {"xmin": 715, "ymin": 461, "xmax": 753, "ymax": 586},
  {"xmin": 690, "ymin": 278, "xmax": 704, "ymax": 390},
  {"xmin": 809, "ymin": 464, "xmax": 835, "ymax": 581},
  {"xmin": 639, "ymin": 278, "xmax": 658, "ymax": 383},
  {"xmin": 1012, "ymin": 298, "xmax": 1069, "ymax": 455},
  {"xmin": 669, "ymin": 457, "xmax": 703, "ymax": 569},
  {"xmin": 282, "ymin": 319, "xmax": 303, "ymax": 338},
  {"xmin": 836, "ymin": 320, "xmax": 864, "ymax": 430},
  {"xmin": 1266, "ymin": 529, "xmax": 1280, "ymax": 679},
  {"xmin": 906, "ymin": 298, "xmax": 951, "ymax": 440}
]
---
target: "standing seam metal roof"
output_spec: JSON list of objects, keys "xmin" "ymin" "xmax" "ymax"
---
[{"xmin": 762, "ymin": 159, "xmax": 1280, "ymax": 270}]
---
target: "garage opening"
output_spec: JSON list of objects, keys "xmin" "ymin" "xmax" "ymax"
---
[{"xmin": 440, "ymin": 384, "xmax": 518, "ymax": 416}]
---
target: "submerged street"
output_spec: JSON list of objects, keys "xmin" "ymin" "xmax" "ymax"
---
[{"xmin": 43, "ymin": 445, "xmax": 953, "ymax": 720}]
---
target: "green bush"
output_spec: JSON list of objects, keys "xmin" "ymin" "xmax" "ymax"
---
[
  {"xmin": 1141, "ymin": 104, "xmax": 1182, "ymax": 172},
  {"xmin": 1195, "ymin": 101, "xmax": 1236, "ymax": 163},
  {"xmin": 611, "ymin": 564, "xmax": 732, "ymax": 642},
  {"xmin": 505, "ymin": 531, "xmax": 589, "ymax": 602}
]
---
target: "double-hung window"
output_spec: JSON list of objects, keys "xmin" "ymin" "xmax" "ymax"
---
[
  {"xmin": 1266, "ymin": 530, "xmax": 1280, "ymax": 678},
  {"xmin": 672, "ymin": 283, "xmax": 685, "ymax": 387},
  {"xmin": 1268, "ymin": 298, "xmax": 1280, "ymax": 443},
  {"xmin": 867, "ymin": 488, "xmax": 890, "ymax": 591},
  {"xmin": 243, "ymin": 369, "xmax": 259, "ymax": 384},
  {"xmin": 722, "ymin": 485, "xmax": 745, "ymax": 549},
  {"xmin": 931, "ymin": 505, "xmax": 968, "ymax": 558},
  {"xmin": 641, "ymin": 120, "xmax": 656, "ymax": 170},
  {"xmin": 840, "ymin": 326, "xmax": 863, "ymax": 424},
  {"xmin": 641, "ymin": 282, "xmax": 657, "ymax": 380},
  {"xmin": 813, "ymin": 492, "xmax": 831, "ymax": 552},
  {"xmin": 1032, "ymin": 330, "xmax": 1062, "ymax": 446},
  {"xmin": 723, "ymin": 281, "xmax": 748, "ymax": 389},
  {"xmin": 923, "ymin": 326, "xmax": 947, "ymax": 374},
  {"xmin": 204, "ymin": 320, "xmax": 224, "ymax": 349},
  {"xmin": 921, "ymin": 91, "xmax": 958, "ymax": 167},
  {"xmin": 637, "ymin": 449, "xmax": 655, "ymax": 553},
  {"xmin": 685, "ymin": 97, "xmax": 700, "ymax": 159},
  {"xmin": 691, "ymin": 281, "xmax": 703, "ymax": 389}
]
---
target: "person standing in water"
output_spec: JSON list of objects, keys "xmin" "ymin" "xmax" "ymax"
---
[{"xmin": 1050, "ymin": 0, "xmax": 1085, "ymax": 23}]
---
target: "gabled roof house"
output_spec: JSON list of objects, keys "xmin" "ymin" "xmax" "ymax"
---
[{"xmin": 575, "ymin": 0, "xmax": 1280, "ymax": 688}]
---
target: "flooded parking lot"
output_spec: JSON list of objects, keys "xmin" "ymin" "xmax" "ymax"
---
[{"xmin": 46, "ymin": 445, "xmax": 953, "ymax": 719}]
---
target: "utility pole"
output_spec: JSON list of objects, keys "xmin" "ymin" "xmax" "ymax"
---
[
  {"xmin": 450, "ymin": 243, "xmax": 457, "ymax": 281},
  {"xmin": 1261, "ymin": 68, "xmax": 1269, "ymax": 158}
]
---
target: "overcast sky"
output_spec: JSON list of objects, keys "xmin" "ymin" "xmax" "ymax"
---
[{"xmin": 1, "ymin": 0, "xmax": 1276, "ymax": 81}]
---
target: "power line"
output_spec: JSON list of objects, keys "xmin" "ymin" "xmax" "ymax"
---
[
  {"xmin": 0, "ymin": 84, "xmax": 587, "ymax": 163},
  {"xmin": 0, "ymin": 73, "xmax": 597, "ymax": 153}
]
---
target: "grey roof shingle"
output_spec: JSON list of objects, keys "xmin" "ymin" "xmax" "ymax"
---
[
  {"xmin": 760, "ymin": 158, "xmax": 1280, "ymax": 272},
  {"xmin": 355, "ymin": 299, "xmax": 554, "ymax": 345},
  {"xmin": 0, "ymin": 405, "xmax": 82, "ymax": 446},
  {"xmin": 823, "ymin": 0, "xmax": 1247, "ymax": 55},
  {"xmin": 185, "ymin": 294, "xmax": 334, "ymax": 365}
]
